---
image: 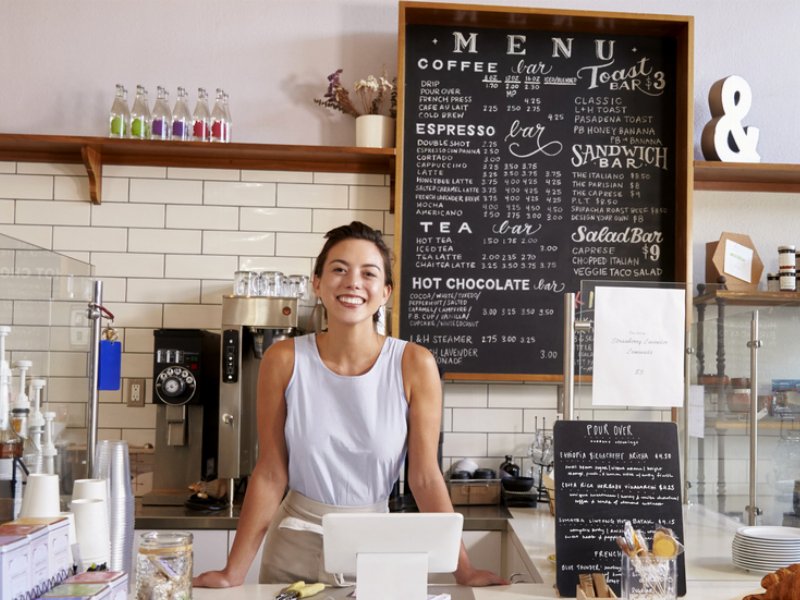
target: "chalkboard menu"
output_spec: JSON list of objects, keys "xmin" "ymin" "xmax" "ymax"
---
[
  {"xmin": 553, "ymin": 420, "xmax": 686, "ymax": 597},
  {"xmin": 395, "ymin": 4, "xmax": 692, "ymax": 379}
]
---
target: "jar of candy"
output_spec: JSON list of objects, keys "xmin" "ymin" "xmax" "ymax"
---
[{"xmin": 136, "ymin": 531, "xmax": 193, "ymax": 600}]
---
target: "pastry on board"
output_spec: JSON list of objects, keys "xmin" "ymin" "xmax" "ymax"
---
[{"xmin": 744, "ymin": 563, "xmax": 800, "ymax": 600}]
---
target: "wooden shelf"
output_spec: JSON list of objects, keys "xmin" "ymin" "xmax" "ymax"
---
[
  {"xmin": 694, "ymin": 289, "xmax": 800, "ymax": 306},
  {"xmin": 0, "ymin": 133, "xmax": 396, "ymax": 204},
  {"xmin": 3, "ymin": 134, "xmax": 800, "ymax": 202},
  {"xmin": 694, "ymin": 160, "xmax": 800, "ymax": 193}
]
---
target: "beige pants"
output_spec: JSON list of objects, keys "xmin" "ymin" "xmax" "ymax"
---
[{"xmin": 259, "ymin": 490, "xmax": 388, "ymax": 584}]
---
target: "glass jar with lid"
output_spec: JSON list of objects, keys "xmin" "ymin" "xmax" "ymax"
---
[{"xmin": 136, "ymin": 531, "xmax": 193, "ymax": 600}]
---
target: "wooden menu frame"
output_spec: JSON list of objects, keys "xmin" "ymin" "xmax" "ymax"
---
[{"xmin": 392, "ymin": 2, "xmax": 693, "ymax": 381}]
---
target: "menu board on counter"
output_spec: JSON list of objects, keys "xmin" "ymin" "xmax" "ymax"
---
[
  {"xmin": 553, "ymin": 420, "xmax": 686, "ymax": 597},
  {"xmin": 394, "ymin": 3, "xmax": 692, "ymax": 379}
]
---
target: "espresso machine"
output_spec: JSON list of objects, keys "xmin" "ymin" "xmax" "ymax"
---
[
  {"xmin": 218, "ymin": 295, "xmax": 299, "ymax": 505},
  {"xmin": 144, "ymin": 329, "xmax": 220, "ymax": 506}
]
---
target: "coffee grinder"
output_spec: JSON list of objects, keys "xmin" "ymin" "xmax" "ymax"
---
[
  {"xmin": 144, "ymin": 328, "xmax": 220, "ymax": 506},
  {"xmin": 218, "ymin": 295, "xmax": 299, "ymax": 506}
]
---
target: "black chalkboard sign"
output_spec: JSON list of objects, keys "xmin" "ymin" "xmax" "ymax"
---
[
  {"xmin": 394, "ymin": 4, "xmax": 692, "ymax": 380},
  {"xmin": 553, "ymin": 420, "xmax": 686, "ymax": 597}
]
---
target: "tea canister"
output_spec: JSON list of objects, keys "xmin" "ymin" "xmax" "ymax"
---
[
  {"xmin": 780, "ymin": 268, "xmax": 797, "ymax": 291},
  {"xmin": 779, "ymin": 245, "xmax": 796, "ymax": 268},
  {"xmin": 767, "ymin": 273, "xmax": 780, "ymax": 292}
]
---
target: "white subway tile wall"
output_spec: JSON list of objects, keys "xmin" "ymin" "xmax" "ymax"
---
[{"xmin": 0, "ymin": 162, "xmax": 669, "ymax": 495}]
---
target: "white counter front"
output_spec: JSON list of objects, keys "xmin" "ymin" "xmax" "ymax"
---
[{"xmin": 191, "ymin": 502, "xmax": 765, "ymax": 600}]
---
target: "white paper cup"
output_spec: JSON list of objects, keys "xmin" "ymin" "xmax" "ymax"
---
[
  {"xmin": 72, "ymin": 478, "xmax": 109, "ymax": 502},
  {"xmin": 20, "ymin": 473, "xmax": 61, "ymax": 518},
  {"xmin": 59, "ymin": 510, "xmax": 77, "ymax": 546},
  {"xmin": 70, "ymin": 497, "xmax": 110, "ymax": 568}
]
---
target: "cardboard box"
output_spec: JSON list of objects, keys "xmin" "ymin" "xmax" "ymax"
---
[
  {"xmin": 448, "ymin": 479, "xmax": 501, "ymax": 505},
  {"xmin": 0, "ymin": 522, "xmax": 49, "ymax": 597},
  {"xmin": 13, "ymin": 516, "xmax": 73, "ymax": 585},
  {"xmin": 705, "ymin": 232, "xmax": 763, "ymax": 290},
  {"xmin": 40, "ymin": 583, "xmax": 110, "ymax": 600},
  {"xmin": 67, "ymin": 571, "xmax": 128, "ymax": 600},
  {"xmin": 0, "ymin": 534, "xmax": 30, "ymax": 600}
]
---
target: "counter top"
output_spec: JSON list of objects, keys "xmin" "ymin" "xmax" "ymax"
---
[
  {"xmin": 152, "ymin": 501, "xmax": 767, "ymax": 599},
  {"xmin": 504, "ymin": 503, "xmax": 764, "ymax": 599},
  {"xmin": 134, "ymin": 500, "xmax": 511, "ymax": 531}
]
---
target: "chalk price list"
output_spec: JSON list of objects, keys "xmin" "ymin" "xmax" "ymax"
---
[
  {"xmin": 554, "ymin": 421, "xmax": 685, "ymax": 595},
  {"xmin": 401, "ymin": 26, "xmax": 675, "ymax": 375}
]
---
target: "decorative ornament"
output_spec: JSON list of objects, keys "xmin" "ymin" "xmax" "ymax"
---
[
  {"xmin": 705, "ymin": 231, "xmax": 763, "ymax": 291},
  {"xmin": 701, "ymin": 75, "xmax": 761, "ymax": 163}
]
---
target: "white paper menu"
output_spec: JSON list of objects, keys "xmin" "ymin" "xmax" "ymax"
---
[{"xmin": 592, "ymin": 286, "xmax": 685, "ymax": 407}]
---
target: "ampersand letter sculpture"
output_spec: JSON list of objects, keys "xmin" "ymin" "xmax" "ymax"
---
[{"xmin": 701, "ymin": 75, "xmax": 761, "ymax": 163}]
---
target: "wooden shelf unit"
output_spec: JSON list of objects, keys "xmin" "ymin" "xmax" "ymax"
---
[
  {"xmin": 694, "ymin": 289, "xmax": 800, "ymax": 306},
  {"xmin": 2, "ymin": 134, "xmax": 800, "ymax": 202},
  {"xmin": 693, "ymin": 160, "xmax": 800, "ymax": 193},
  {"xmin": 0, "ymin": 133, "xmax": 396, "ymax": 204}
]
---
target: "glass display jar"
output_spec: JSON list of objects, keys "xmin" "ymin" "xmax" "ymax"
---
[
  {"xmin": 621, "ymin": 553, "xmax": 676, "ymax": 600},
  {"xmin": 135, "ymin": 531, "xmax": 193, "ymax": 600}
]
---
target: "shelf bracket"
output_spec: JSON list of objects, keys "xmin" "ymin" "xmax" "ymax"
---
[{"xmin": 81, "ymin": 145, "xmax": 102, "ymax": 204}]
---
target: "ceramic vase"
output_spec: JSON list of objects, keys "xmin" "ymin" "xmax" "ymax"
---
[{"xmin": 355, "ymin": 115, "xmax": 395, "ymax": 148}]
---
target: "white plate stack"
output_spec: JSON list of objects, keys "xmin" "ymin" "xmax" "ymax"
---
[{"xmin": 732, "ymin": 526, "xmax": 800, "ymax": 572}]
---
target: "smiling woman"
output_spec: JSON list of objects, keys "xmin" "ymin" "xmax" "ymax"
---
[{"xmin": 193, "ymin": 222, "xmax": 507, "ymax": 589}]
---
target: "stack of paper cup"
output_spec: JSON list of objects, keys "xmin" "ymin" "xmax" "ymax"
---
[
  {"xmin": 73, "ymin": 478, "xmax": 109, "ymax": 506},
  {"xmin": 20, "ymin": 473, "xmax": 61, "ymax": 518},
  {"xmin": 70, "ymin": 498, "xmax": 110, "ymax": 569},
  {"xmin": 93, "ymin": 440, "xmax": 135, "ymax": 574},
  {"xmin": 71, "ymin": 477, "xmax": 111, "ymax": 570}
]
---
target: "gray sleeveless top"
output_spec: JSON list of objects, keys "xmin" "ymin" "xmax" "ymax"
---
[{"xmin": 284, "ymin": 333, "xmax": 409, "ymax": 506}]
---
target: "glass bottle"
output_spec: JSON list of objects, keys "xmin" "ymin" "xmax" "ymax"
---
[
  {"xmin": 150, "ymin": 86, "xmax": 172, "ymax": 141},
  {"xmin": 172, "ymin": 87, "xmax": 192, "ymax": 141},
  {"xmin": 192, "ymin": 87, "xmax": 211, "ymax": 142},
  {"xmin": 222, "ymin": 92, "xmax": 232, "ymax": 142},
  {"xmin": 499, "ymin": 455, "xmax": 520, "ymax": 478},
  {"xmin": 130, "ymin": 85, "xmax": 151, "ymax": 140},
  {"xmin": 108, "ymin": 84, "xmax": 130, "ymax": 138},
  {"xmin": 0, "ymin": 327, "xmax": 21, "ymax": 460},
  {"xmin": 0, "ymin": 329, "xmax": 22, "ymax": 520},
  {"xmin": 0, "ymin": 409, "xmax": 22, "ymax": 460},
  {"xmin": 210, "ymin": 88, "xmax": 228, "ymax": 143}
]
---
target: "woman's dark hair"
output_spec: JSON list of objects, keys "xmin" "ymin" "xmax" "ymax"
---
[{"xmin": 313, "ymin": 221, "xmax": 394, "ymax": 287}]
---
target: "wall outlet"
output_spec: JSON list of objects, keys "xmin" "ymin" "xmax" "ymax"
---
[{"xmin": 128, "ymin": 378, "xmax": 146, "ymax": 407}]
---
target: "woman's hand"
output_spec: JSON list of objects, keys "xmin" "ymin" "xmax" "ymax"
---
[
  {"xmin": 192, "ymin": 570, "xmax": 242, "ymax": 588},
  {"xmin": 455, "ymin": 566, "xmax": 510, "ymax": 587}
]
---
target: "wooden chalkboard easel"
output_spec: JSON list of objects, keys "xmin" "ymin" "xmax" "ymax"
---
[{"xmin": 553, "ymin": 420, "xmax": 686, "ymax": 597}]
